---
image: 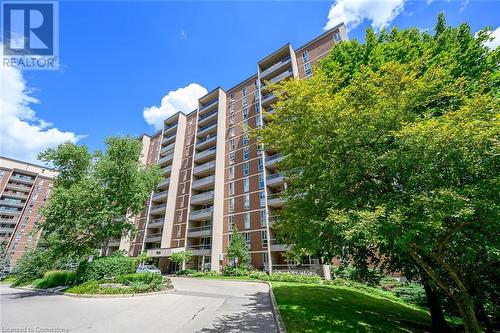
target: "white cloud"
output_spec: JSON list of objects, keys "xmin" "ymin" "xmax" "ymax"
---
[
  {"xmin": 0, "ymin": 65, "xmax": 81, "ymax": 163},
  {"xmin": 143, "ymin": 83, "xmax": 208, "ymax": 130},
  {"xmin": 324, "ymin": 0, "xmax": 405, "ymax": 31},
  {"xmin": 483, "ymin": 27, "xmax": 500, "ymax": 49}
]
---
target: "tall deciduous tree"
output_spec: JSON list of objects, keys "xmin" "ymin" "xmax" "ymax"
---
[
  {"xmin": 38, "ymin": 137, "xmax": 162, "ymax": 259},
  {"xmin": 259, "ymin": 14, "xmax": 499, "ymax": 332},
  {"xmin": 226, "ymin": 227, "xmax": 250, "ymax": 268}
]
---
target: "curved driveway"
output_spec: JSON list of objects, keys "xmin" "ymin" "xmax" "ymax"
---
[{"xmin": 0, "ymin": 277, "xmax": 278, "ymax": 333}]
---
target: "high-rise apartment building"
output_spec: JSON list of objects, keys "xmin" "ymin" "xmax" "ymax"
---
[
  {"xmin": 0, "ymin": 157, "xmax": 57, "ymax": 268},
  {"xmin": 108, "ymin": 23, "xmax": 348, "ymax": 273}
]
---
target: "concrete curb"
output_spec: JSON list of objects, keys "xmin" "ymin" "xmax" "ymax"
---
[
  {"xmin": 267, "ymin": 282, "xmax": 287, "ymax": 333},
  {"xmin": 12, "ymin": 286, "xmax": 175, "ymax": 298}
]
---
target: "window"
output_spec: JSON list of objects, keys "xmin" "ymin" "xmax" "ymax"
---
[
  {"xmin": 39, "ymin": 179, "xmax": 45, "ymax": 186},
  {"xmin": 229, "ymin": 166, "xmax": 235, "ymax": 180},
  {"xmin": 243, "ymin": 107, "xmax": 248, "ymax": 119},
  {"xmin": 229, "ymin": 198, "xmax": 235, "ymax": 212},
  {"xmin": 244, "ymin": 212, "xmax": 250, "ymax": 229},
  {"xmin": 181, "ymin": 183, "xmax": 186, "ymax": 194},
  {"xmin": 258, "ymin": 157, "xmax": 263, "ymax": 171},
  {"xmin": 184, "ymin": 158, "xmax": 189, "ymax": 167},
  {"xmin": 229, "ymin": 182, "xmax": 234, "ymax": 196},
  {"xmin": 303, "ymin": 62, "xmax": 312, "ymax": 77},
  {"xmin": 261, "ymin": 230, "xmax": 268, "ymax": 247},
  {"xmin": 178, "ymin": 210, "xmax": 183, "ymax": 222},
  {"xmin": 229, "ymin": 126, "xmax": 235, "ymax": 138},
  {"xmin": 180, "ymin": 197, "xmax": 185, "ymax": 207},
  {"xmin": 229, "ymin": 113, "xmax": 235, "ymax": 125},
  {"xmin": 260, "ymin": 210, "xmax": 267, "ymax": 226},
  {"xmin": 257, "ymin": 143, "xmax": 264, "ymax": 152},
  {"xmin": 230, "ymin": 93, "xmax": 235, "ymax": 101},
  {"xmin": 259, "ymin": 174, "xmax": 264, "ymax": 189},
  {"xmin": 302, "ymin": 50, "xmax": 309, "ymax": 62},
  {"xmin": 243, "ymin": 162, "xmax": 249, "ymax": 176},
  {"xmin": 263, "ymin": 252, "xmax": 269, "ymax": 265},
  {"xmin": 242, "ymin": 87, "xmax": 247, "ymax": 97},
  {"xmin": 243, "ymin": 178, "xmax": 249, "ymax": 192},
  {"xmin": 176, "ymin": 225, "xmax": 181, "ymax": 238},
  {"xmin": 230, "ymin": 138, "xmax": 235, "ymax": 151},
  {"xmin": 259, "ymin": 191, "xmax": 266, "ymax": 207},
  {"xmin": 229, "ymin": 152, "xmax": 235, "ymax": 165},
  {"xmin": 255, "ymin": 115, "xmax": 262, "ymax": 127},
  {"xmin": 243, "ymin": 119, "xmax": 249, "ymax": 127},
  {"xmin": 255, "ymin": 101, "xmax": 260, "ymax": 113},
  {"xmin": 244, "ymin": 232, "xmax": 251, "ymax": 247},
  {"xmin": 183, "ymin": 170, "xmax": 187, "ymax": 181},
  {"xmin": 228, "ymin": 215, "xmax": 235, "ymax": 231},
  {"xmin": 244, "ymin": 194, "xmax": 250, "ymax": 209},
  {"xmin": 243, "ymin": 134, "xmax": 249, "ymax": 146},
  {"xmin": 333, "ymin": 32, "xmax": 342, "ymax": 42},
  {"xmin": 243, "ymin": 147, "xmax": 249, "ymax": 160}
]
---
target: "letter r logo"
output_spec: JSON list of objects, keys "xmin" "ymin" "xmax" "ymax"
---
[{"xmin": 2, "ymin": 2, "xmax": 55, "ymax": 56}]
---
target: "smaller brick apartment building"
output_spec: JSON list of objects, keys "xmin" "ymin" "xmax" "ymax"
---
[{"xmin": 0, "ymin": 157, "xmax": 57, "ymax": 269}]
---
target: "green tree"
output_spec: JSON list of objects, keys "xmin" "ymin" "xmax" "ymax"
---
[
  {"xmin": 38, "ymin": 136, "xmax": 162, "ymax": 260},
  {"xmin": 226, "ymin": 227, "xmax": 250, "ymax": 268},
  {"xmin": 170, "ymin": 250, "xmax": 193, "ymax": 271},
  {"xmin": 259, "ymin": 15, "xmax": 499, "ymax": 332}
]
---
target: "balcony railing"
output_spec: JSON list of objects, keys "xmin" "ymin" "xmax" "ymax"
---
[
  {"xmin": 266, "ymin": 173, "xmax": 283, "ymax": 183},
  {"xmin": 160, "ymin": 142, "xmax": 175, "ymax": 155},
  {"xmin": 157, "ymin": 177, "xmax": 170, "ymax": 189},
  {"xmin": 188, "ymin": 244, "xmax": 212, "ymax": 250},
  {"xmin": 194, "ymin": 147, "xmax": 216, "ymax": 162},
  {"xmin": 11, "ymin": 175, "xmax": 35, "ymax": 183},
  {"xmin": 190, "ymin": 190, "xmax": 214, "ymax": 205},
  {"xmin": 193, "ymin": 161, "xmax": 215, "ymax": 176},
  {"xmin": 197, "ymin": 122, "xmax": 217, "ymax": 137},
  {"xmin": 5, "ymin": 183, "xmax": 31, "ymax": 191},
  {"xmin": 0, "ymin": 199, "xmax": 24, "ymax": 207},
  {"xmin": 161, "ymin": 165, "xmax": 172, "ymax": 175},
  {"xmin": 145, "ymin": 233, "xmax": 162, "ymax": 242},
  {"xmin": 148, "ymin": 218, "xmax": 164, "ymax": 228},
  {"xmin": 0, "ymin": 227, "xmax": 15, "ymax": 234},
  {"xmin": 260, "ymin": 56, "xmax": 291, "ymax": 78},
  {"xmin": 266, "ymin": 154, "xmax": 283, "ymax": 168},
  {"xmin": 162, "ymin": 133, "xmax": 176, "ymax": 145},
  {"xmin": 192, "ymin": 175, "xmax": 215, "ymax": 190},
  {"xmin": 149, "ymin": 203, "xmax": 166, "ymax": 214},
  {"xmin": 0, "ymin": 208, "xmax": 21, "ymax": 214},
  {"xmin": 199, "ymin": 110, "xmax": 218, "ymax": 122},
  {"xmin": 163, "ymin": 123, "xmax": 178, "ymax": 135},
  {"xmin": 189, "ymin": 206, "xmax": 213, "ymax": 221},
  {"xmin": 199, "ymin": 99, "xmax": 218, "ymax": 114},
  {"xmin": 152, "ymin": 190, "xmax": 168, "ymax": 201},
  {"xmin": 2, "ymin": 191, "xmax": 28, "ymax": 199},
  {"xmin": 188, "ymin": 225, "xmax": 212, "ymax": 233},
  {"xmin": 261, "ymin": 93, "xmax": 276, "ymax": 105},
  {"xmin": 158, "ymin": 153, "xmax": 174, "ymax": 165},
  {"xmin": 267, "ymin": 193, "xmax": 285, "ymax": 207}
]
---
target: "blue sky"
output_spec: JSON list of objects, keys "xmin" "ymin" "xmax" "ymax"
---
[{"xmin": 1, "ymin": 0, "xmax": 499, "ymax": 163}]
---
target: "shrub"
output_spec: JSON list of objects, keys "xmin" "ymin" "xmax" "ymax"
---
[
  {"xmin": 223, "ymin": 265, "xmax": 248, "ymax": 276},
  {"xmin": 66, "ymin": 280, "xmax": 100, "ymax": 294},
  {"xmin": 269, "ymin": 272, "xmax": 321, "ymax": 284},
  {"xmin": 248, "ymin": 271, "xmax": 269, "ymax": 281},
  {"xmin": 331, "ymin": 265, "xmax": 383, "ymax": 286},
  {"xmin": 77, "ymin": 253, "xmax": 135, "ymax": 282},
  {"xmin": 393, "ymin": 283, "xmax": 427, "ymax": 307},
  {"xmin": 12, "ymin": 248, "xmax": 58, "ymax": 285},
  {"xmin": 176, "ymin": 269, "xmax": 196, "ymax": 276},
  {"xmin": 32, "ymin": 270, "xmax": 76, "ymax": 289},
  {"xmin": 115, "ymin": 272, "xmax": 163, "ymax": 290}
]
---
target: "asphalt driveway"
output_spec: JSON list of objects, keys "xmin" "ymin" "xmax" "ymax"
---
[{"xmin": 0, "ymin": 277, "xmax": 278, "ymax": 333}]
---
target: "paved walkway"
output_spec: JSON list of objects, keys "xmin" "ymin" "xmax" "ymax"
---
[{"xmin": 0, "ymin": 277, "xmax": 278, "ymax": 333}]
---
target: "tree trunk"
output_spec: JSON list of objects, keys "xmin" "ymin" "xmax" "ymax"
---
[
  {"xmin": 423, "ymin": 279, "xmax": 448, "ymax": 332},
  {"xmin": 455, "ymin": 291, "xmax": 482, "ymax": 333}
]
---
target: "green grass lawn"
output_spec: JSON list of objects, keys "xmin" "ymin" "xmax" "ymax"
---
[{"xmin": 271, "ymin": 282, "xmax": 434, "ymax": 333}]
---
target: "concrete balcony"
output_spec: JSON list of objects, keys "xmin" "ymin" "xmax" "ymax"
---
[
  {"xmin": 196, "ymin": 135, "xmax": 217, "ymax": 150},
  {"xmin": 158, "ymin": 153, "xmax": 174, "ymax": 166},
  {"xmin": 148, "ymin": 218, "xmax": 165, "ymax": 228},
  {"xmin": 261, "ymin": 93, "xmax": 277, "ymax": 107},
  {"xmin": 163, "ymin": 123, "xmax": 178, "ymax": 136},
  {"xmin": 145, "ymin": 233, "xmax": 162, "ymax": 243},
  {"xmin": 0, "ymin": 199, "xmax": 25, "ymax": 208},
  {"xmin": 199, "ymin": 99, "xmax": 218, "ymax": 115},
  {"xmin": 162, "ymin": 133, "xmax": 176, "ymax": 145},
  {"xmin": 260, "ymin": 56, "xmax": 291, "ymax": 80},
  {"xmin": 0, "ymin": 218, "xmax": 18, "ymax": 225},
  {"xmin": 149, "ymin": 203, "xmax": 166, "ymax": 215},
  {"xmin": 267, "ymin": 193, "xmax": 285, "ymax": 208},
  {"xmin": 151, "ymin": 190, "xmax": 168, "ymax": 202},
  {"xmin": 187, "ymin": 224, "xmax": 212, "ymax": 238},
  {"xmin": 194, "ymin": 147, "xmax": 216, "ymax": 163},
  {"xmin": 157, "ymin": 177, "xmax": 170, "ymax": 190},
  {"xmin": 10, "ymin": 175, "xmax": 35, "ymax": 184},
  {"xmin": 160, "ymin": 142, "xmax": 175, "ymax": 156},
  {"xmin": 1, "ymin": 191, "xmax": 29, "ymax": 199},
  {"xmin": 187, "ymin": 244, "xmax": 211, "ymax": 256},
  {"xmin": 0, "ymin": 227, "xmax": 14, "ymax": 234},
  {"xmin": 270, "ymin": 239, "xmax": 289, "ymax": 252},
  {"xmin": 161, "ymin": 165, "xmax": 172, "ymax": 176},
  {"xmin": 192, "ymin": 175, "xmax": 215, "ymax": 191},
  {"xmin": 197, "ymin": 122, "xmax": 217, "ymax": 138},
  {"xmin": 190, "ymin": 190, "xmax": 214, "ymax": 205},
  {"xmin": 0, "ymin": 208, "xmax": 21, "ymax": 215},
  {"xmin": 5, "ymin": 183, "xmax": 32, "ymax": 192},
  {"xmin": 193, "ymin": 161, "xmax": 215, "ymax": 177},
  {"xmin": 266, "ymin": 173, "xmax": 284, "ymax": 188},
  {"xmin": 189, "ymin": 207, "xmax": 213, "ymax": 221},
  {"xmin": 265, "ymin": 153, "xmax": 283, "ymax": 170},
  {"xmin": 268, "ymin": 216, "xmax": 277, "ymax": 227},
  {"xmin": 198, "ymin": 110, "xmax": 218, "ymax": 127},
  {"xmin": 268, "ymin": 69, "xmax": 293, "ymax": 85}
]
